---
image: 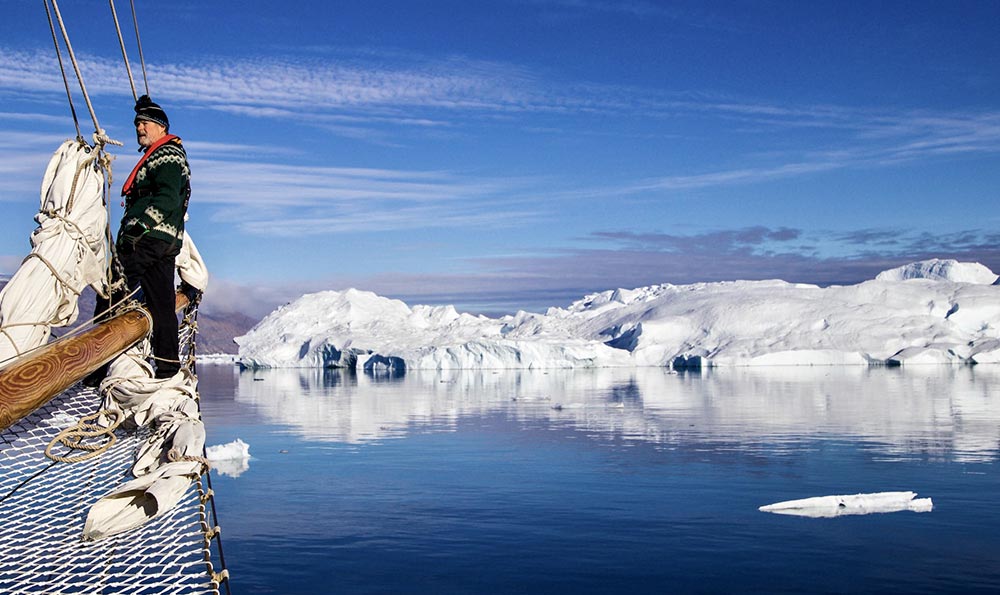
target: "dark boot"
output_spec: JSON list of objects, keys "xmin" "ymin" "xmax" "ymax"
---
[{"xmin": 82, "ymin": 363, "xmax": 109, "ymax": 388}]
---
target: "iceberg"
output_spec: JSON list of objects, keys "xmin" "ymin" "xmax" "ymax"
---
[{"xmin": 236, "ymin": 259, "xmax": 1000, "ymax": 370}]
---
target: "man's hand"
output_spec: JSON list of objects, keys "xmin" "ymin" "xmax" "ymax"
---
[{"xmin": 118, "ymin": 223, "xmax": 150, "ymax": 249}]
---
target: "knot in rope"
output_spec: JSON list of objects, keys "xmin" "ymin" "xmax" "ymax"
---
[
  {"xmin": 93, "ymin": 129, "xmax": 124, "ymax": 148},
  {"xmin": 212, "ymin": 569, "xmax": 230, "ymax": 585},
  {"xmin": 167, "ymin": 446, "xmax": 211, "ymax": 473}
]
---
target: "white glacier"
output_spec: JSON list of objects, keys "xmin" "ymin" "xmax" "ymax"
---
[{"xmin": 235, "ymin": 259, "xmax": 1000, "ymax": 370}]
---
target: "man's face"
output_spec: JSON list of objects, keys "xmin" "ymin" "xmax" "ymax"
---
[{"xmin": 136, "ymin": 119, "xmax": 167, "ymax": 148}]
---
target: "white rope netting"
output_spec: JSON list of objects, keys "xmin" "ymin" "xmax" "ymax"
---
[{"xmin": 0, "ymin": 383, "xmax": 224, "ymax": 594}]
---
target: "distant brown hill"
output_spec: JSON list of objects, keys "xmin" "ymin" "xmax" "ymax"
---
[
  {"xmin": 2, "ymin": 280, "xmax": 257, "ymax": 356},
  {"xmin": 191, "ymin": 309, "xmax": 257, "ymax": 354}
]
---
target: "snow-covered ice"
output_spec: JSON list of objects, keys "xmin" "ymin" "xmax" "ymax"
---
[{"xmin": 236, "ymin": 259, "xmax": 1000, "ymax": 370}]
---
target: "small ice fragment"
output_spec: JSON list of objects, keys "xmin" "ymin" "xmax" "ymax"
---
[
  {"xmin": 206, "ymin": 439, "xmax": 250, "ymax": 478},
  {"xmin": 44, "ymin": 412, "xmax": 80, "ymax": 428}
]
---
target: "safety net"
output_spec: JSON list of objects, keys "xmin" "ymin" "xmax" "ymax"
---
[{"xmin": 0, "ymin": 315, "xmax": 227, "ymax": 595}]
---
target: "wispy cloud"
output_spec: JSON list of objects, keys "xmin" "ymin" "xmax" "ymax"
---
[
  {"xmin": 523, "ymin": 0, "xmax": 742, "ymax": 32},
  {"xmin": 0, "ymin": 255, "xmax": 22, "ymax": 273},
  {"xmin": 564, "ymin": 109, "xmax": 1000, "ymax": 198},
  {"xmin": 474, "ymin": 227, "xmax": 1000, "ymax": 290},
  {"xmin": 5, "ymin": 46, "xmax": 1000, "ymax": 234},
  {"xmin": 0, "ymin": 48, "xmax": 546, "ymax": 126},
  {"xmin": 0, "ymin": 46, "xmax": 987, "ymax": 135},
  {"xmin": 0, "ymin": 114, "xmax": 539, "ymax": 231},
  {"xmin": 0, "ymin": 131, "xmax": 85, "ymax": 200},
  {"xmin": 189, "ymin": 157, "xmax": 541, "ymax": 234},
  {"xmin": 0, "ymin": 111, "xmax": 70, "ymax": 125}
]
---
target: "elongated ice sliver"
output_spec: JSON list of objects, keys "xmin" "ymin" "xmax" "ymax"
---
[{"xmin": 759, "ymin": 491, "xmax": 933, "ymax": 517}]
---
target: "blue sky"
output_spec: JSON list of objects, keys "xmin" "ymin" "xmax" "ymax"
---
[{"xmin": 1, "ymin": 1, "xmax": 998, "ymax": 317}]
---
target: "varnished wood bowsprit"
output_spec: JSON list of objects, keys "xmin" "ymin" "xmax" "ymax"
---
[{"xmin": 0, "ymin": 293, "xmax": 189, "ymax": 432}]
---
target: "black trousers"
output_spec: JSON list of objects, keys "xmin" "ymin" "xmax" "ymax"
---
[{"xmin": 96, "ymin": 236, "xmax": 181, "ymax": 378}]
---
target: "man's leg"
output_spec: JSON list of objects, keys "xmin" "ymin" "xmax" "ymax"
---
[
  {"xmin": 139, "ymin": 241, "xmax": 180, "ymax": 378},
  {"xmin": 82, "ymin": 265, "xmax": 131, "ymax": 387}
]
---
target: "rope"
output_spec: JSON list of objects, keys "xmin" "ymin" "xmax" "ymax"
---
[
  {"xmin": 48, "ymin": 0, "xmax": 103, "ymax": 136},
  {"xmin": 42, "ymin": 0, "xmax": 82, "ymax": 141},
  {"xmin": 44, "ymin": 409, "xmax": 124, "ymax": 463},
  {"xmin": 21, "ymin": 253, "xmax": 83, "ymax": 298},
  {"xmin": 65, "ymin": 138, "xmax": 109, "ymax": 212},
  {"xmin": 109, "ymin": 0, "xmax": 138, "ymax": 102},
  {"xmin": 0, "ymin": 329, "xmax": 23, "ymax": 358},
  {"xmin": 0, "ymin": 287, "xmax": 146, "ymax": 369},
  {"xmin": 167, "ymin": 447, "xmax": 210, "ymax": 472},
  {"xmin": 181, "ymin": 295, "xmax": 233, "ymax": 595},
  {"xmin": 0, "ymin": 460, "xmax": 58, "ymax": 506},
  {"xmin": 130, "ymin": 0, "xmax": 150, "ymax": 97},
  {"xmin": 109, "ymin": 0, "xmax": 151, "ymax": 101}
]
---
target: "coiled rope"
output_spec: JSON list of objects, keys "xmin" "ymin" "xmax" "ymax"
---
[{"xmin": 44, "ymin": 409, "xmax": 124, "ymax": 463}]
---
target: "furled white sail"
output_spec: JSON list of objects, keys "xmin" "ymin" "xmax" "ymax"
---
[{"xmin": 0, "ymin": 140, "xmax": 110, "ymax": 363}]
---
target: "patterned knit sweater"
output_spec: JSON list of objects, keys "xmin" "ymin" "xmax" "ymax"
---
[{"xmin": 121, "ymin": 137, "xmax": 190, "ymax": 246}]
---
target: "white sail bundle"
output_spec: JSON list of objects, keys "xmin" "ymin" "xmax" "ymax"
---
[
  {"xmin": 0, "ymin": 139, "xmax": 111, "ymax": 363},
  {"xmin": 82, "ymin": 368, "xmax": 208, "ymax": 540},
  {"xmin": 81, "ymin": 232, "xmax": 210, "ymax": 540},
  {"xmin": 177, "ymin": 228, "xmax": 209, "ymax": 292}
]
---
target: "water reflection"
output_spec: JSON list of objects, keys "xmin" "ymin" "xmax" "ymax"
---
[{"xmin": 232, "ymin": 365, "xmax": 1000, "ymax": 462}]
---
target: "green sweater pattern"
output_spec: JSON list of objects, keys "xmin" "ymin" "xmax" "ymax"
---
[{"xmin": 122, "ymin": 138, "xmax": 190, "ymax": 246}]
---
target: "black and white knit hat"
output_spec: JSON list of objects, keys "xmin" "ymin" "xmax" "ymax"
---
[{"xmin": 133, "ymin": 95, "xmax": 169, "ymax": 131}]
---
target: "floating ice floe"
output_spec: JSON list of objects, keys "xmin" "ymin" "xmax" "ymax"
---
[
  {"xmin": 206, "ymin": 438, "xmax": 251, "ymax": 478},
  {"xmin": 759, "ymin": 491, "xmax": 933, "ymax": 518}
]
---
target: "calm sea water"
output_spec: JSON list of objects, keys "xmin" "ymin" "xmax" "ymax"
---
[{"xmin": 196, "ymin": 364, "xmax": 1000, "ymax": 594}]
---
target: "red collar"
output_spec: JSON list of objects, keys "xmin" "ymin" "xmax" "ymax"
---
[{"xmin": 121, "ymin": 134, "xmax": 180, "ymax": 197}]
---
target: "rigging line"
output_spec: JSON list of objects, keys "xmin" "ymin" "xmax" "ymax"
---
[
  {"xmin": 109, "ymin": 0, "xmax": 138, "ymax": 102},
  {"xmin": 129, "ymin": 0, "xmax": 150, "ymax": 97},
  {"xmin": 0, "ymin": 285, "xmax": 144, "ymax": 370},
  {"xmin": 184, "ymin": 299, "xmax": 233, "ymax": 595},
  {"xmin": 42, "ymin": 0, "xmax": 81, "ymax": 140},
  {"xmin": 204, "ymin": 462, "xmax": 234, "ymax": 595},
  {"xmin": 48, "ymin": 0, "xmax": 102, "ymax": 135},
  {"xmin": 0, "ymin": 460, "xmax": 58, "ymax": 506}
]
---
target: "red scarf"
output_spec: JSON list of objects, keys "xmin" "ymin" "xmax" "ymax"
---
[{"xmin": 121, "ymin": 134, "xmax": 180, "ymax": 197}]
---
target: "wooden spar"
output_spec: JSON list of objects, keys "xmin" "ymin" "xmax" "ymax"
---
[{"xmin": 0, "ymin": 292, "xmax": 189, "ymax": 432}]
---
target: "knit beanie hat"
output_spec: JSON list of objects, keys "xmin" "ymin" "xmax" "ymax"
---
[{"xmin": 133, "ymin": 95, "xmax": 169, "ymax": 131}]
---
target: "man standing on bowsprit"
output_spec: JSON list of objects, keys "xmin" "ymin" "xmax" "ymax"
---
[{"xmin": 89, "ymin": 95, "xmax": 191, "ymax": 384}]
